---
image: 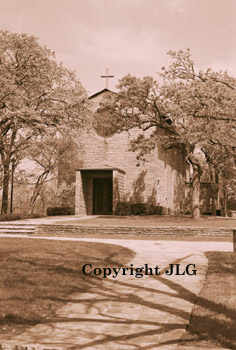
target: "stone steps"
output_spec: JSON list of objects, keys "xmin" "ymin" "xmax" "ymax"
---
[{"xmin": 0, "ymin": 224, "xmax": 36, "ymax": 234}]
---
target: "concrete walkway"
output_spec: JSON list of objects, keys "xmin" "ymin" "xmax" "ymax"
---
[{"xmin": 1, "ymin": 237, "xmax": 232, "ymax": 350}]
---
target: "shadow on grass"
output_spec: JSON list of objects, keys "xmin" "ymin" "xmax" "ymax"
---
[
  {"xmin": 0, "ymin": 314, "xmax": 40, "ymax": 327},
  {"xmin": 42, "ymin": 254, "xmax": 236, "ymax": 349},
  {"xmin": 0, "ymin": 238, "xmax": 135, "ymax": 336},
  {"xmin": 1, "ymin": 239, "xmax": 236, "ymax": 349}
]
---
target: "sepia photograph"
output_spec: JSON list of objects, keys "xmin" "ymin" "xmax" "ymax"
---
[{"xmin": 0, "ymin": 0, "xmax": 236, "ymax": 348}]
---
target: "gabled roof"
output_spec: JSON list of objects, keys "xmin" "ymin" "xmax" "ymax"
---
[{"xmin": 89, "ymin": 88, "xmax": 115, "ymax": 100}]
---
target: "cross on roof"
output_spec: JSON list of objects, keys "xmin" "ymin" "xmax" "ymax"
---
[{"xmin": 101, "ymin": 68, "xmax": 114, "ymax": 89}]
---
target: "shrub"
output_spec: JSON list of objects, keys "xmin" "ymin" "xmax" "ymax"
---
[
  {"xmin": 0, "ymin": 214, "xmax": 24, "ymax": 221},
  {"xmin": 47, "ymin": 207, "xmax": 75, "ymax": 216},
  {"xmin": 115, "ymin": 202, "xmax": 164, "ymax": 216},
  {"xmin": 115, "ymin": 202, "xmax": 131, "ymax": 216},
  {"xmin": 130, "ymin": 203, "xmax": 146, "ymax": 215},
  {"xmin": 151, "ymin": 205, "xmax": 163, "ymax": 215},
  {"xmin": 0, "ymin": 213, "xmax": 44, "ymax": 221}
]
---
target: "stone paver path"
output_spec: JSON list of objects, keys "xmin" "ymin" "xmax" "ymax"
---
[{"xmin": 1, "ymin": 237, "xmax": 232, "ymax": 350}]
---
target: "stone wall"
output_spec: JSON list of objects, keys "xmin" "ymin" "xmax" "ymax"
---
[
  {"xmin": 75, "ymin": 171, "xmax": 87, "ymax": 215},
  {"xmin": 113, "ymin": 169, "xmax": 125, "ymax": 210},
  {"xmin": 35, "ymin": 224, "xmax": 232, "ymax": 237}
]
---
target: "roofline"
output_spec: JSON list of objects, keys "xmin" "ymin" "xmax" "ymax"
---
[
  {"xmin": 76, "ymin": 167, "xmax": 126, "ymax": 174},
  {"xmin": 89, "ymin": 88, "xmax": 116, "ymax": 99}
]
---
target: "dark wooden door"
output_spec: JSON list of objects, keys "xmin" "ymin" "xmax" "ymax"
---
[{"xmin": 93, "ymin": 178, "xmax": 113, "ymax": 215}]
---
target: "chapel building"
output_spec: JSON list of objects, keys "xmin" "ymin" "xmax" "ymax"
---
[{"xmin": 74, "ymin": 89, "xmax": 186, "ymax": 215}]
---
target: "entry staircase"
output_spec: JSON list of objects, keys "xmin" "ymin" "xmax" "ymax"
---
[{"xmin": 0, "ymin": 223, "xmax": 36, "ymax": 234}]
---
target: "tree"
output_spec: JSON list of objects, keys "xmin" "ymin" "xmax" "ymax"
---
[
  {"xmin": 24, "ymin": 136, "xmax": 58, "ymax": 214},
  {"xmin": 200, "ymin": 142, "xmax": 236, "ymax": 216},
  {"xmin": 160, "ymin": 50, "xmax": 236, "ymax": 217},
  {"xmin": 103, "ymin": 50, "xmax": 236, "ymax": 218},
  {"xmin": 11, "ymin": 131, "xmax": 83, "ymax": 215},
  {"xmin": 0, "ymin": 31, "xmax": 90, "ymax": 214},
  {"xmin": 26, "ymin": 134, "xmax": 82, "ymax": 213}
]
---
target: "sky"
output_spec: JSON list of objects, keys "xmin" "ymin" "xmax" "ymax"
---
[{"xmin": 0, "ymin": 0, "xmax": 236, "ymax": 95}]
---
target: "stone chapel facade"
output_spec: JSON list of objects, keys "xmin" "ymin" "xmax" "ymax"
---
[{"xmin": 74, "ymin": 89, "xmax": 186, "ymax": 215}]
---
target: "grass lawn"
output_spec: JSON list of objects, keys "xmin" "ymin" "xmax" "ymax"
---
[
  {"xmin": 0, "ymin": 237, "xmax": 135, "ymax": 339},
  {"xmin": 58, "ymin": 215, "xmax": 236, "ymax": 228},
  {"xmin": 180, "ymin": 251, "xmax": 236, "ymax": 349}
]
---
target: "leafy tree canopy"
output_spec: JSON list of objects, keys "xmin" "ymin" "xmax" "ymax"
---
[
  {"xmin": 103, "ymin": 49, "xmax": 236, "ymax": 217},
  {"xmin": 0, "ymin": 30, "xmax": 90, "ymax": 213}
]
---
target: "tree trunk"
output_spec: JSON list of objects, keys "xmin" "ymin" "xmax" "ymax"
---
[
  {"xmin": 222, "ymin": 184, "xmax": 228, "ymax": 217},
  {"xmin": 10, "ymin": 160, "xmax": 15, "ymax": 214},
  {"xmin": 192, "ymin": 166, "xmax": 201, "ymax": 219},
  {"xmin": 29, "ymin": 171, "xmax": 49, "ymax": 214},
  {"xmin": 211, "ymin": 184, "xmax": 217, "ymax": 216},
  {"xmin": 1, "ymin": 161, "xmax": 11, "ymax": 215}
]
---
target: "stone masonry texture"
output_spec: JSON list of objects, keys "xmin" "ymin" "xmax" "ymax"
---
[{"xmin": 35, "ymin": 224, "xmax": 233, "ymax": 237}]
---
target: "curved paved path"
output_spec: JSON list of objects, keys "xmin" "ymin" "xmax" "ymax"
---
[{"xmin": 1, "ymin": 237, "xmax": 232, "ymax": 350}]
